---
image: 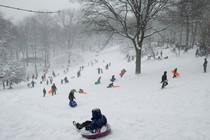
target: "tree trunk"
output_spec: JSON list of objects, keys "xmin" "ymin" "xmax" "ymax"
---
[
  {"xmin": 26, "ymin": 45, "xmax": 29, "ymax": 66},
  {"xmin": 180, "ymin": 24, "xmax": 183, "ymax": 44},
  {"xmin": 135, "ymin": 48, "xmax": 141, "ymax": 74},
  {"xmin": 191, "ymin": 21, "xmax": 198, "ymax": 48},
  {"xmin": 186, "ymin": 16, "xmax": 190, "ymax": 44}
]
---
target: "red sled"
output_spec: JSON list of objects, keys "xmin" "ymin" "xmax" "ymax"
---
[
  {"xmin": 112, "ymin": 85, "xmax": 120, "ymax": 88},
  {"xmin": 48, "ymin": 89, "xmax": 52, "ymax": 94},
  {"xmin": 81, "ymin": 124, "xmax": 111, "ymax": 139},
  {"xmin": 79, "ymin": 92, "xmax": 87, "ymax": 94},
  {"xmin": 171, "ymin": 70, "xmax": 180, "ymax": 77}
]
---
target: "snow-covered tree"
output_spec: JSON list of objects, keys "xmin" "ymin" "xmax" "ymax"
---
[{"xmin": 0, "ymin": 12, "xmax": 26, "ymax": 88}]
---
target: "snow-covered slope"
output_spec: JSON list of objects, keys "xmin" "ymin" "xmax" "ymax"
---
[{"xmin": 0, "ymin": 46, "xmax": 210, "ymax": 140}]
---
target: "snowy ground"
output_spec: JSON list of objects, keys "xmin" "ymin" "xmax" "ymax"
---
[{"xmin": 0, "ymin": 46, "xmax": 210, "ymax": 140}]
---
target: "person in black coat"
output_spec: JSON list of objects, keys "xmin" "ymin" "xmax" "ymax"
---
[
  {"xmin": 110, "ymin": 75, "xmax": 116, "ymax": 82},
  {"xmin": 31, "ymin": 80, "xmax": 35, "ymax": 88},
  {"xmin": 51, "ymin": 83, "xmax": 57, "ymax": 96},
  {"xmin": 161, "ymin": 71, "xmax": 168, "ymax": 89},
  {"xmin": 203, "ymin": 58, "xmax": 208, "ymax": 73},
  {"xmin": 43, "ymin": 88, "xmax": 46, "ymax": 97},
  {"xmin": 69, "ymin": 89, "xmax": 77, "ymax": 101}
]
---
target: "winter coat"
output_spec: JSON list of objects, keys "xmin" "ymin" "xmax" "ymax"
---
[
  {"xmin": 51, "ymin": 84, "xmax": 57, "ymax": 91},
  {"xmin": 203, "ymin": 59, "xmax": 208, "ymax": 67},
  {"xmin": 110, "ymin": 75, "xmax": 116, "ymax": 82},
  {"xmin": 88, "ymin": 108, "xmax": 107, "ymax": 131},
  {"xmin": 161, "ymin": 73, "xmax": 167, "ymax": 83},
  {"xmin": 68, "ymin": 89, "xmax": 76, "ymax": 101}
]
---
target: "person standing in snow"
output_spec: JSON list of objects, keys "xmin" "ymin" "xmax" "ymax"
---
[
  {"xmin": 161, "ymin": 71, "xmax": 168, "ymax": 89},
  {"xmin": 203, "ymin": 58, "xmax": 208, "ymax": 73},
  {"xmin": 97, "ymin": 67, "xmax": 101, "ymax": 74},
  {"xmin": 31, "ymin": 80, "xmax": 35, "ymax": 88},
  {"xmin": 51, "ymin": 83, "xmax": 57, "ymax": 96},
  {"xmin": 173, "ymin": 68, "xmax": 178, "ymax": 78},
  {"xmin": 77, "ymin": 70, "xmax": 81, "ymax": 78},
  {"xmin": 68, "ymin": 89, "xmax": 77, "ymax": 101},
  {"xmin": 43, "ymin": 88, "xmax": 46, "ymax": 97}
]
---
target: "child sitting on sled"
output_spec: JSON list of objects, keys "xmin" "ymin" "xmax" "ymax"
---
[
  {"xmin": 110, "ymin": 75, "xmax": 116, "ymax": 82},
  {"xmin": 95, "ymin": 77, "xmax": 101, "ymax": 85},
  {"xmin": 73, "ymin": 108, "xmax": 107, "ymax": 133},
  {"xmin": 107, "ymin": 82, "xmax": 114, "ymax": 88}
]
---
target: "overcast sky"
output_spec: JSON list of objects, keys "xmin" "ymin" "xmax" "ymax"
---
[{"xmin": 0, "ymin": 0, "xmax": 78, "ymax": 22}]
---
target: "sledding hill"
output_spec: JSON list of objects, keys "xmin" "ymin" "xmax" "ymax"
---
[{"xmin": 0, "ymin": 46, "xmax": 210, "ymax": 140}]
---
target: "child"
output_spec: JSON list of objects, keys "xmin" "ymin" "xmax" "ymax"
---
[
  {"xmin": 69, "ymin": 89, "xmax": 77, "ymax": 101},
  {"xmin": 95, "ymin": 77, "xmax": 101, "ymax": 85},
  {"xmin": 107, "ymin": 82, "xmax": 114, "ymax": 88},
  {"xmin": 43, "ymin": 88, "xmax": 46, "ymax": 97},
  {"xmin": 73, "ymin": 108, "xmax": 107, "ymax": 133},
  {"xmin": 161, "ymin": 71, "xmax": 168, "ymax": 89},
  {"xmin": 173, "ymin": 68, "xmax": 178, "ymax": 78},
  {"xmin": 203, "ymin": 58, "xmax": 208, "ymax": 73},
  {"xmin": 110, "ymin": 75, "xmax": 116, "ymax": 82}
]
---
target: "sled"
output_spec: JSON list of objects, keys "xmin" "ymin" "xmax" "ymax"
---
[
  {"xmin": 79, "ymin": 92, "xmax": 87, "ymax": 94},
  {"xmin": 69, "ymin": 100, "xmax": 77, "ymax": 107},
  {"xmin": 172, "ymin": 70, "xmax": 180, "ymax": 77},
  {"xmin": 110, "ymin": 79, "xmax": 116, "ymax": 82},
  {"xmin": 107, "ymin": 85, "xmax": 120, "ymax": 88},
  {"xmin": 81, "ymin": 124, "xmax": 111, "ymax": 139},
  {"xmin": 95, "ymin": 81, "xmax": 101, "ymax": 85},
  {"xmin": 48, "ymin": 89, "xmax": 52, "ymax": 94}
]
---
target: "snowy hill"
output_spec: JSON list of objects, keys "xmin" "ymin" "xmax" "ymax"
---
[{"xmin": 0, "ymin": 46, "xmax": 210, "ymax": 140}]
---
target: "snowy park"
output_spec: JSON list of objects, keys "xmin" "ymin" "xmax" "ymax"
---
[
  {"xmin": 1, "ymin": 46, "xmax": 210, "ymax": 140},
  {"xmin": 1, "ymin": 0, "xmax": 210, "ymax": 140}
]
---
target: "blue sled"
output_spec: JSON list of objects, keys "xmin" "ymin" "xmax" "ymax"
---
[{"xmin": 69, "ymin": 100, "xmax": 77, "ymax": 107}]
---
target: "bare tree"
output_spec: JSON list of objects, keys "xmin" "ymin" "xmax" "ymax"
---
[
  {"xmin": 36, "ymin": 13, "xmax": 53, "ymax": 67},
  {"xmin": 80, "ymin": 0, "xmax": 171, "ymax": 74},
  {"xmin": 56, "ymin": 9, "xmax": 80, "ymax": 65}
]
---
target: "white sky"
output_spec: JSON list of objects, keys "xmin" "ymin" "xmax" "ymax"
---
[{"xmin": 0, "ymin": 0, "xmax": 78, "ymax": 22}]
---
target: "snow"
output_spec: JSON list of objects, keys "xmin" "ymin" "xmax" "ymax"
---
[{"xmin": 0, "ymin": 46, "xmax": 210, "ymax": 140}]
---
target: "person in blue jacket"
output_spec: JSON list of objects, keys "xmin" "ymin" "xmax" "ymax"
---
[{"xmin": 73, "ymin": 108, "xmax": 107, "ymax": 133}]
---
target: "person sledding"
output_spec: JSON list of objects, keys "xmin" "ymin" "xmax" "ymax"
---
[
  {"xmin": 161, "ymin": 71, "xmax": 168, "ymax": 89},
  {"xmin": 95, "ymin": 77, "xmax": 101, "ymax": 85},
  {"xmin": 73, "ymin": 108, "xmax": 107, "ymax": 133},
  {"xmin": 78, "ymin": 89, "xmax": 87, "ymax": 94},
  {"xmin": 110, "ymin": 75, "xmax": 116, "ymax": 82},
  {"xmin": 107, "ymin": 82, "xmax": 114, "ymax": 88}
]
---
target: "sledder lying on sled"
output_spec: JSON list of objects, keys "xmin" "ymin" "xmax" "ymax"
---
[
  {"xmin": 107, "ymin": 83, "xmax": 120, "ymax": 88},
  {"xmin": 73, "ymin": 108, "xmax": 111, "ymax": 139}
]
